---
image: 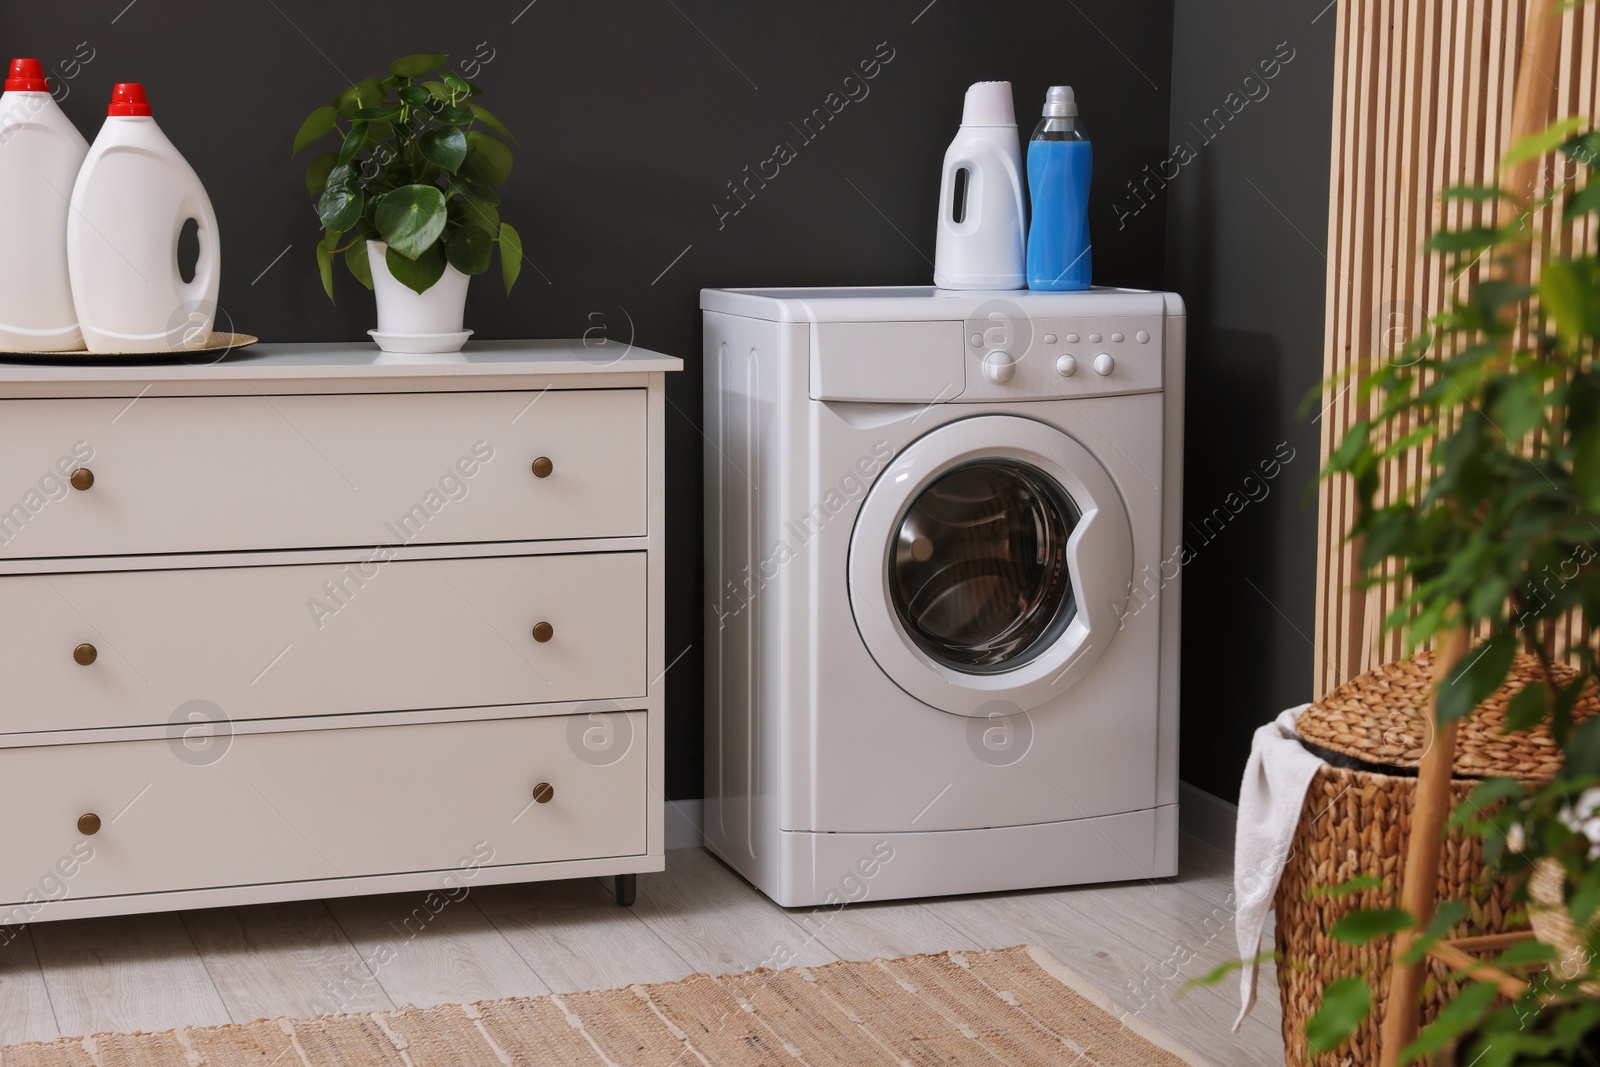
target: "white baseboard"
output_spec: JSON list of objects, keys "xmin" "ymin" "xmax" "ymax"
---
[
  {"xmin": 665, "ymin": 798, "xmax": 705, "ymax": 850},
  {"xmin": 1179, "ymin": 781, "xmax": 1237, "ymax": 853},
  {"xmin": 670, "ymin": 790, "xmax": 1236, "ymax": 856}
]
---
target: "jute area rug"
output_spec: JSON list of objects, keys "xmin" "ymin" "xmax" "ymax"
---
[{"xmin": 0, "ymin": 945, "xmax": 1215, "ymax": 1066}]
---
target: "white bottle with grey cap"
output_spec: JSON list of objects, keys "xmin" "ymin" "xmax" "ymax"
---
[{"xmin": 933, "ymin": 81, "xmax": 1026, "ymax": 290}]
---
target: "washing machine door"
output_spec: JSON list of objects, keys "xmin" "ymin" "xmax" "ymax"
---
[{"xmin": 848, "ymin": 415, "xmax": 1133, "ymax": 716}]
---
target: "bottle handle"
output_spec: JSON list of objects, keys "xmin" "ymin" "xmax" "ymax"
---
[
  {"xmin": 176, "ymin": 193, "xmax": 222, "ymax": 345},
  {"xmin": 942, "ymin": 154, "xmax": 979, "ymax": 231}
]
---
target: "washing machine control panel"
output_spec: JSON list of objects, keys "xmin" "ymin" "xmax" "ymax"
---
[{"xmin": 954, "ymin": 314, "xmax": 1165, "ymax": 402}]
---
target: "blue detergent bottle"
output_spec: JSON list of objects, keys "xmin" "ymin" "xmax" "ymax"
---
[{"xmin": 1026, "ymin": 86, "xmax": 1092, "ymax": 291}]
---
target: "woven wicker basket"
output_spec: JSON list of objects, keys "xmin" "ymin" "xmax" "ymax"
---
[{"xmin": 1275, "ymin": 652, "xmax": 1596, "ymax": 1067}]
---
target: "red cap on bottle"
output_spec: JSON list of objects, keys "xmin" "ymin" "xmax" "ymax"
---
[
  {"xmin": 5, "ymin": 59, "xmax": 50, "ymax": 93},
  {"xmin": 107, "ymin": 82, "xmax": 152, "ymax": 116}
]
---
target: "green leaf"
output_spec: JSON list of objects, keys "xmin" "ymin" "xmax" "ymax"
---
[
  {"xmin": 468, "ymin": 102, "xmax": 519, "ymax": 144},
  {"xmin": 304, "ymin": 151, "xmax": 338, "ymax": 195},
  {"xmin": 449, "ymin": 197, "xmax": 500, "ymax": 233},
  {"xmin": 398, "ymin": 84, "xmax": 437, "ymax": 110},
  {"xmin": 420, "ymin": 80, "xmax": 451, "ymax": 101},
  {"xmin": 1178, "ymin": 951, "xmax": 1279, "ymax": 995},
  {"xmin": 1306, "ymin": 873, "xmax": 1385, "ymax": 899},
  {"xmin": 461, "ymin": 131, "xmax": 513, "ymax": 187},
  {"xmin": 1540, "ymin": 258, "xmax": 1597, "ymax": 350},
  {"xmin": 373, "ymin": 184, "xmax": 448, "ymax": 260},
  {"xmin": 1329, "ymin": 907, "xmax": 1414, "ymax": 945},
  {"xmin": 316, "ymin": 241, "xmax": 334, "ymax": 302},
  {"xmin": 333, "ymin": 77, "xmax": 385, "ymax": 118},
  {"xmin": 499, "ymin": 222, "xmax": 523, "ymax": 294},
  {"xmin": 385, "ymin": 241, "xmax": 446, "ymax": 294},
  {"xmin": 1307, "ymin": 977, "xmax": 1370, "ymax": 1054},
  {"xmin": 354, "ymin": 103, "xmax": 402, "ymax": 122},
  {"xmin": 1398, "ymin": 982, "xmax": 1498, "ymax": 1064},
  {"xmin": 1436, "ymin": 633, "xmax": 1517, "ymax": 723},
  {"xmin": 445, "ymin": 224, "xmax": 493, "ymax": 275},
  {"xmin": 1502, "ymin": 115, "xmax": 1589, "ymax": 169},
  {"xmin": 390, "ymin": 53, "xmax": 448, "ymax": 79},
  {"xmin": 1400, "ymin": 899, "xmax": 1468, "ymax": 964},
  {"xmin": 1566, "ymin": 714, "xmax": 1600, "ymax": 778},
  {"xmin": 337, "ymin": 121, "xmax": 368, "ymax": 167},
  {"xmin": 433, "ymin": 103, "xmax": 474, "ymax": 126},
  {"xmin": 292, "ymin": 105, "xmax": 338, "ymax": 157},
  {"xmin": 442, "ymin": 71, "xmax": 471, "ymax": 95},
  {"xmin": 344, "ymin": 239, "xmax": 374, "ymax": 291},
  {"xmin": 447, "ymin": 174, "xmax": 500, "ymax": 206},
  {"xmin": 418, "ymin": 127, "xmax": 468, "ymax": 173},
  {"xmin": 1504, "ymin": 683, "xmax": 1548, "ymax": 732},
  {"xmin": 316, "ymin": 164, "xmax": 364, "ymax": 233},
  {"xmin": 1566, "ymin": 180, "xmax": 1600, "ymax": 222},
  {"xmin": 1426, "ymin": 227, "xmax": 1504, "ymax": 254}
]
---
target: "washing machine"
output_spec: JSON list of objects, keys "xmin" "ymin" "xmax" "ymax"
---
[{"xmin": 702, "ymin": 285, "xmax": 1183, "ymax": 907}]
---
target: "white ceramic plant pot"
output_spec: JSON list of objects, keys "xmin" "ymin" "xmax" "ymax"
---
[{"xmin": 366, "ymin": 240, "xmax": 472, "ymax": 353}]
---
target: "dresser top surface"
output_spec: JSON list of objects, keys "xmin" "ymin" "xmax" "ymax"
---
[{"xmin": 0, "ymin": 340, "xmax": 682, "ymax": 383}]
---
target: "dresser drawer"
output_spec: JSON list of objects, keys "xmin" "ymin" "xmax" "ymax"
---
[
  {"xmin": 0, "ymin": 552, "xmax": 645, "ymax": 734},
  {"xmin": 0, "ymin": 712, "xmax": 646, "ymax": 907},
  {"xmin": 0, "ymin": 389, "xmax": 645, "ymax": 558}
]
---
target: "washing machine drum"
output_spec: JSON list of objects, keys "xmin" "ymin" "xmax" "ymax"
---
[{"xmin": 848, "ymin": 416, "xmax": 1134, "ymax": 716}]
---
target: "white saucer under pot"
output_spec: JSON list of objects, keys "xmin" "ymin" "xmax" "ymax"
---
[{"xmin": 368, "ymin": 329, "xmax": 474, "ymax": 355}]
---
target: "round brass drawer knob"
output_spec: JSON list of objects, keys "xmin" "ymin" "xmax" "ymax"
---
[
  {"xmin": 531, "ymin": 456, "xmax": 554, "ymax": 479},
  {"xmin": 70, "ymin": 467, "xmax": 94, "ymax": 491},
  {"xmin": 73, "ymin": 643, "xmax": 97, "ymax": 666},
  {"xmin": 531, "ymin": 621, "xmax": 554, "ymax": 643},
  {"xmin": 532, "ymin": 782, "xmax": 554, "ymax": 804},
  {"xmin": 77, "ymin": 812, "xmax": 101, "ymax": 836}
]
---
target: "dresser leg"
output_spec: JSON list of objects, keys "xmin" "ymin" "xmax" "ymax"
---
[{"xmin": 614, "ymin": 873, "xmax": 637, "ymax": 907}]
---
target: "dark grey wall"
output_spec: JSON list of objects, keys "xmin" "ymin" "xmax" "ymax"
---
[
  {"xmin": 1161, "ymin": 0, "xmax": 1337, "ymax": 801},
  {"xmin": 12, "ymin": 1, "xmax": 1176, "ymax": 800}
]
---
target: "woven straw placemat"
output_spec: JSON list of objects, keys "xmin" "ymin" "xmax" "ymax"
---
[
  {"xmin": 0, "ymin": 945, "xmax": 1217, "ymax": 1067},
  {"xmin": 1297, "ymin": 651, "xmax": 1596, "ymax": 779}
]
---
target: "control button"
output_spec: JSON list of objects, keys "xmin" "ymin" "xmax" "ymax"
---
[
  {"xmin": 1088, "ymin": 332, "xmax": 1102, "ymax": 343},
  {"xmin": 1111, "ymin": 332, "xmax": 1125, "ymax": 342},
  {"xmin": 1093, "ymin": 353, "xmax": 1115, "ymax": 376},
  {"xmin": 1043, "ymin": 333, "xmax": 1057, "ymax": 344},
  {"xmin": 982, "ymin": 350, "xmax": 1016, "ymax": 384},
  {"xmin": 1055, "ymin": 354, "xmax": 1077, "ymax": 377},
  {"xmin": 1136, "ymin": 330, "xmax": 1150, "ymax": 344},
  {"xmin": 1065, "ymin": 333, "xmax": 1080, "ymax": 343},
  {"xmin": 970, "ymin": 333, "xmax": 984, "ymax": 347}
]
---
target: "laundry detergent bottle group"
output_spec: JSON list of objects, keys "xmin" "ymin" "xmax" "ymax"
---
[
  {"xmin": 1026, "ymin": 85, "xmax": 1092, "ymax": 291},
  {"xmin": 68, "ymin": 82, "xmax": 221, "ymax": 352},
  {"xmin": 0, "ymin": 59, "xmax": 89, "ymax": 351}
]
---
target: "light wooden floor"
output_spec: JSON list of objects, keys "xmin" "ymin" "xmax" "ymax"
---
[{"xmin": 0, "ymin": 837, "xmax": 1287, "ymax": 1064}]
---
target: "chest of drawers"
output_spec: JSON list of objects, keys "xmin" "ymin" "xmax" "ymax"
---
[{"xmin": 0, "ymin": 340, "xmax": 680, "ymax": 922}]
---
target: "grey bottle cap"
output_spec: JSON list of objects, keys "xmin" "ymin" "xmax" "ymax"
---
[{"xmin": 1043, "ymin": 85, "xmax": 1077, "ymax": 118}]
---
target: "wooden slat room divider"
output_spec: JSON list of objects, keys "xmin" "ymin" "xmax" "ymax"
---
[{"xmin": 1314, "ymin": 0, "xmax": 1599, "ymax": 695}]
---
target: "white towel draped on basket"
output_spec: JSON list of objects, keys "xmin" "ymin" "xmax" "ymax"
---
[{"xmin": 1232, "ymin": 704, "xmax": 1326, "ymax": 1030}]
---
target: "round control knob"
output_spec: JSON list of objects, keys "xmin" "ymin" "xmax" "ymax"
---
[
  {"xmin": 531, "ymin": 782, "xmax": 554, "ymax": 804},
  {"xmin": 1093, "ymin": 353, "xmax": 1115, "ymax": 376},
  {"xmin": 73, "ymin": 643, "xmax": 97, "ymax": 666},
  {"xmin": 1055, "ymin": 354, "xmax": 1078, "ymax": 377},
  {"xmin": 531, "ymin": 622, "xmax": 554, "ymax": 643},
  {"xmin": 531, "ymin": 457, "xmax": 554, "ymax": 479},
  {"xmin": 981, "ymin": 351, "xmax": 1016, "ymax": 384},
  {"xmin": 70, "ymin": 468, "xmax": 94, "ymax": 491},
  {"xmin": 77, "ymin": 813, "xmax": 101, "ymax": 836}
]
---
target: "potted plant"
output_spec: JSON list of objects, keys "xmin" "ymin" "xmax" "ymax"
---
[
  {"xmin": 1313, "ymin": 116, "xmax": 1600, "ymax": 1065},
  {"xmin": 292, "ymin": 53, "xmax": 522, "ymax": 353}
]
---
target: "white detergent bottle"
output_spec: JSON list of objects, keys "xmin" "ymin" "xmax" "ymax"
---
[
  {"xmin": 0, "ymin": 59, "xmax": 90, "ymax": 351},
  {"xmin": 933, "ymin": 81, "xmax": 1026, "ymax": 291},
  {"xmin": 68, "ymin": 82, "xmax": 221, "ymax": 354}
]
